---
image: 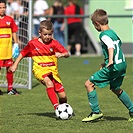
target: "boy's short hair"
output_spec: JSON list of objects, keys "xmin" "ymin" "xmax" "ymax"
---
[
  {"xmin": 39, "ymin": 20, "xmax": 53, "ymax": 31},
  {"xmin": 0, "ymin": 0, "xmax": 6, "ymax": 4},
  {"xmin": 91, "ymin": 9, "xmax": 108, "ymax": 25}
]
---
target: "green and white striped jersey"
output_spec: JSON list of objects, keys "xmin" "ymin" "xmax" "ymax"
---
[{"xmin": 99, "ymin": 29, "xmax": 127, "ymax": 71}]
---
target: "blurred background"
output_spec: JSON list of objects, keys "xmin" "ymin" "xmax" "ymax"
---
[{"xmin": 1, "ymin": 0, "xmax": 132, "ymax": 90}]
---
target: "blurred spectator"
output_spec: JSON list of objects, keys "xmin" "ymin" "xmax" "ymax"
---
[
  {"xmin": 22, "ymin": 0, "xmax": 29, "ymax": 16},
  {"xmin": 18, "ymin": 0, "xmax": 29, "ymax": 48},
  {"xmin": 49, "ymin": 0, "xmax": 65, "ymax": 47},
  {"xmin": 6, "ymin": 0, "xmax": 14, "ymax": 18},
  {"xmin": 0, "ymin": 0, "xmax": 19, "ymax": 95},
  {"xmin": 33, "ymin": 0, "xmax": 49, "ymax": 39},
  {"xmin": 6, "ymin": 0, "xmax": 24, "ymax": 26},
  {"xmin": 64, "ymin": 0, "xmax": 84, "ymax": 56}
]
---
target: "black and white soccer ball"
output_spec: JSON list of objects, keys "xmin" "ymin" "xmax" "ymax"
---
[{"xmin": 55, "ymin": 103, "xmax": 73, "ymax": 120}]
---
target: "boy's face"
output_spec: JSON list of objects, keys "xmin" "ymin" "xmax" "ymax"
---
[
  {"xmin": 0, "ymin": 3, "xmax": 6, "ymax": 17},
  {"xmin": 39, "ymin": 28, "xmax": 53, "ymax": 43}
]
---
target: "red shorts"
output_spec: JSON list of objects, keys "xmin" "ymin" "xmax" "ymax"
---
[
  {"xmin": 53, "ymin": 79, "xmax": 65, "ymax": 93},
  {"xmin": 42, "ymin": 74, "xmax": 65, "ymax": 93},
  {"xmin": 0, "ymin": 59, "xmax": 13, "ymax": 67}
]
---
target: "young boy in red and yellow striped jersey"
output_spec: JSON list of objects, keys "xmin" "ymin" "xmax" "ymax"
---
[
  {"xmin": 9, "ymin": 20, "xmax": 69, "ymax": 110},
  {"xmin": 0, "ymin": 0, "xmax": 19, "ymax": 95}
]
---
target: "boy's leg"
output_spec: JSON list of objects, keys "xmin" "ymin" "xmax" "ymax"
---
[
  {"xmin": 6, "ymin": 69, "xmax": 13, "ymax": 91},
  {"xmin": 57, "ymin": 91, "xmax": 67, "ymax": 104},
  {"xmin": 82, "ymin": 67, "xmax": 110, "ymax": 122},
  {"xmin": 3, "ymin": 59, "xmax": 19, "ymax": 95},
  {"xmin": 6, "ymin": 69, "xmax": 19, "ymax": 95},
  {"xmin": 54, "ymin": 80, "xmax": 67, "ymax": 104},
  {"xmin": 46, "ymin": 86, "xmax": 67, "ymax": 110},
  {"xmin": 117, "ymin": 90, "xmax": 133, "ymax": 122},
  {"xmin": 46, "ymin": 87, "xmax": 59, "ymax": 110},
  {"xmin": 116, "ymin": 90, "xmax": 133, "ymax": 121},
  {"xmin": 82, "ymin": 80, "xmax": 103, "ymax": 122},
  {"xmin": 118, "ymin": 90, "xmax": 133, "ymax": 113},
  {"xmin": 41, "ymin": 75, "xmax": 59, "ymax": 110},
  {"xmin": 111, "ymin": 75, "xmax": 133, "ymax": 121},
  {"xmin": 87, "ymin": 89, "xmax": 100, "ymax": 113}
]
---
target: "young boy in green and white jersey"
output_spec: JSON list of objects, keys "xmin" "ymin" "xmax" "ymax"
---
[{"xmin": 82, "ymin": 9, "xmax": 133, "ymax": 122}]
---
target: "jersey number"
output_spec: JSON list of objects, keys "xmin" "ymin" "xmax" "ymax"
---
[{"xmin": 114, "ymin": 41, "xmax": 125, "ymax": 64}]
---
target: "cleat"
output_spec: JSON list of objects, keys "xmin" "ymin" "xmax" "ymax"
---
[
  {"xmin": 7, "ymin": 88, "xmax": 19, "ymax": 95},
  {"xmin": 82, "ymin": 112, "xmax": 103, "ymax": 122},
  {"xmin": 128, "ymin": 112, "xmax": 133, "ymax": 122},
  {"xmin": 0, "ymin": 90, "xmax": 3, "ymax": 95}
]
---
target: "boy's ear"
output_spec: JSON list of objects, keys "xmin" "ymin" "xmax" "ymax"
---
[
  {"xmin": 94, "ymin": 21, "xmax": 100, "ymax": 26},
  {"xmin": 38, "ymin": 30, "xmax": 41, "ymax": 35}
]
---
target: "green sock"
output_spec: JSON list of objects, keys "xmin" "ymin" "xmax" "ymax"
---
[
  {"xmin": 118, "ymin": 90, "xmax": 133, "ymax": 112},
  {"xmin": 87, "ymin": 89, "xmax": 100, "ymax": 113}
]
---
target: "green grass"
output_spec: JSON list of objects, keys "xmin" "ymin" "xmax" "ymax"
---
[{"xmin": 0, "ymin": 56, "xmax": 133, "ymax": 133}]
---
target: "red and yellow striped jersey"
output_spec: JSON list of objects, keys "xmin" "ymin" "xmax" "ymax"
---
[
  {"xmin": 0, "ymin": 16, "xmax": 18, "ymax": 59},
  {"xmin": 21, "ymin": 39, "xmax": 68, "ymax": 83}
]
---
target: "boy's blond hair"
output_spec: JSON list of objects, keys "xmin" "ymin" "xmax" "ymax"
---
[
  {"xmin": 91, "ymin": 9, "xmax": 108, "ymax": 25},
  {"xmin": 39, "ymin": 20, "xmax": 53, "ymax": 31}
]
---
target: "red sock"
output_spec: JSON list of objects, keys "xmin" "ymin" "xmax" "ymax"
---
[
  {"xmin": 46, "ymin": 87, "xmax": 59, "ymax": 110},
  {"xmin": 6, "ymin": 71, "xmax": 13, "ymax": 91}
]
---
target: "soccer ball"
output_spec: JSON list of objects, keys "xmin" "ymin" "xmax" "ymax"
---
[{"xmin": 55, "ymin": 103, "xmax": 73, "ymax": 120}]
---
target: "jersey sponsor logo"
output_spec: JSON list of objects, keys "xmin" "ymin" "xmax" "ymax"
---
[
  {"xmin": 38, "ymin": 62, "xmax": 55, "ymax": 67},
  {"xmin": 0, "ymin": 34, "xmax": 10, "ymax": 38}
]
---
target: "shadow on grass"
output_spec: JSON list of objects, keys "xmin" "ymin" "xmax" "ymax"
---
[
  {"xmin": 32, "ymin": 83, "xmax": 40, "ymax": 89},
  {"xmin": 17, "ymin": 112, "xmax": 56, "ymax": 119},
  {"xmin": 103, "ymin": 116, "xmax": 128, "ymax": 121},
  {"xmin": 17, "ymin": 112, "xmax": 128, "ymax": 121}
]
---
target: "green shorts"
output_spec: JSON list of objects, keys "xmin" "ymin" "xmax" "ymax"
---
[{"xmin": 89, "ymin": 66, "xmax": 126, "ymax": 90}]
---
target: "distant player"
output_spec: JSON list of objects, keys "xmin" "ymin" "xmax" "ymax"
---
[
  {"xmin": 8, "ymin": 20, "xmax": 69, "ymax": 110},
  {"xmin": 82, "ymin": 9, "xmax": 133, "ymax": 122},
  {"xmin": 0, "ymin": 0, "xmax": 19, "ymax": 95}
]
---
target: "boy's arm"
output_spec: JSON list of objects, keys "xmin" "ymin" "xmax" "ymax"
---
[
  {"xmin": 12, "ymin": 32, "xmax": 19, "ymax": 44},
  {"xmin": 8, "ymin": 53, "xmax": 23, "ymax": 73},
  {"xmin": 106, "ymin": 48, "xmax": 114, "ymax": 67},
  {"xmin": 55, "ymin": 52, "xmax": 69, "ymax": 58},
  {"xmin": 101, "ymin": 35, "xmax": 114, "ymax": 67}
]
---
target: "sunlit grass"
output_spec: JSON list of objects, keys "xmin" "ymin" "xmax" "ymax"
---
[{"xmin": 0, "ymin": 56, "xmax": 133, "ymax": 133}]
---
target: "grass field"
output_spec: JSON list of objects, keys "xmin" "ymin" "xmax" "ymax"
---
[{"xmin": 0, "ymin": 56, "xmax": 133, "ymax": 133}]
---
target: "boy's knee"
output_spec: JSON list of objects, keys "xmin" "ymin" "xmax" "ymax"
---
[
  {"xmin": 85, "ymin": 80, "xmax": 93, "ymax": 88},
  {"xmin": 112, "ymin": 89, "xmax": 122, "ymax": 96},
  {"xmin": 44, "ymin": 80, "xmax": 54, "ymax": 88}
]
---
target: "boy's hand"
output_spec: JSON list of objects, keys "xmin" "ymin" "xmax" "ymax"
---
[
  {"xmin": 12, "ymin": 43, "xmax": 20, "ymax": 59},
  {"xmin": 55, "ymin": 52, "xmax": 64, "ymax": 58},
  {"xmin": 99, "ymin": 63, "xmax": 106, "ymax": 70},
  {"xmin": 8, "ymin": 64, "xmax": 17, "ymax": 73},
  {"xmin": 106, "ymin": 60, "xmax": 113, "ymax": 68}
]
